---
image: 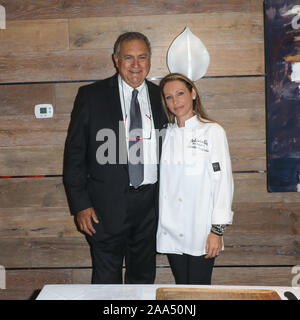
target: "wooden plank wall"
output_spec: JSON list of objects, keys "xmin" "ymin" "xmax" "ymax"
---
[{"xmin": 0, "ymin": 0, "xmax": 299, "ymax": 299}]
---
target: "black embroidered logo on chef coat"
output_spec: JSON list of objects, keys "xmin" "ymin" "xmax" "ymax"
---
[
  {"xmin": 212, "ymin": 162, "xmax": 221, "ymax": 172},
  {"xmin": 188, "ymin": 138, "xmax": 209, "ymax": 152}
]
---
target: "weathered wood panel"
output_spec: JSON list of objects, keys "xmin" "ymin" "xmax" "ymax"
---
[
  {"xmin": 228, "ymin": 203, "xmax": 300, "ymax": 249},
  {"xmin": 4, "ymin": 173, "xmax": 300, "ymax": 210},
  {"xmin": 0, "ymin": 45, "xmax": 263, "ymax": 83},
  {"xmin": 0, "ymin": 177, "xmax": 67, "ymax": 208},
  {"xmin": 68, "ymin": 13, "xmax": 263, "ymax": 50},
  {"xmin": 0, "ymin": 48, "xmax": 114, "ymax": 84},
  {"xmin": 3, "ymin": 0, "xmax": 263, "ymax": 21},
  {"xmin": 0, "ymin": 146, "xmax": 65, "ymax": 176},
  {"xmin": 0, "ymin": 289, "xmax": 38, "ymax": 300},
  {"xmin": 2, "ymin": 173, "xmax": 300, "ymax": 210},
  {"xmin": 1, "ymin": 202, "xmax": 299, "ymax": 241},
  {"xmin": 0, "ymin": 234, "xmax": 298, "ymax": 268},
  {"xmin": 0, "ymin": 77, "xmax": 265, "ymax": 175},
  {"xmin": 0, "ymin": 238, "xmax": 91, "ymax": 268},
  {"xmin": 0, "ymin": 172, "xmax": 299, "ymax": 268},
  {"xmin": 158, "ymin": 266, "xmax": 295, "ymax": 286},
  {"xmin": 0, "ymin": 19, "xmax": 69, "ymax": 54},
  {"xmin": 233, "ymin": 173, "xmax": 300, "ymax": 203},
  {"xmin": 0, "ymin": 77, "xmax": 264, "ymax": 117},
  {"xmin": 6, "ymin": 269, "xmax": 73, "ymax": 289},
  {"xmin": 0, "ymin": 126, "xmax": 264, "ymax": 175},
  {"xmin": 52, "ymin": 76, "xmax": 265, "ymax": 114},
  {"xmin": 0, "ymin": 268, "xmax": 73, "ymax": 300},
  {"xmin": 0, "ymin": 142, "xmax": 265, "ymax": 175},
  {"xmin": 0, "ymin": 202, "xmax": 298, "ymax": 267},
  {"xmin": 1, "ymin": 141, "xmax": 264, "ymax": 175},
  {"xmin": 0, "ymin": 11, "xmax": 264, "ymax": 83},
  {"xmin": 0, "ymin": 234, "xmax": 300, "ymax": 268},
  {"xmin": 0, "ymin": 207, "xmax": 78, "ymax": 239},
  {"xmin": 0, "ymin": 84, "xmax": 55, "ymax": 115},
  {"xmin": 8, "ymin": 106, "xmax": 262, "ymax": 147},
  {"xmin": 213, "ymin": 266, "xmax": 295, "ymax": 286},
  {"xmin": 0, "ymin": 202, "xmax": 299, "ymax": 267},
  {"xmin": 40, "ymin": 266, "xmax": 296, "ymax": 286},
  {"xmin": 0, "ymin": 132, "xmax": 66, "ymax": 148},
  {"xmin": 3, "ymin": 266, "xmax": 296, "ymax": 288}
]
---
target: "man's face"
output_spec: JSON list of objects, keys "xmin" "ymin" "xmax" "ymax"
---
[{"xmin": 113, "ymin": 39, "xmax": 151, "ymax": 88}]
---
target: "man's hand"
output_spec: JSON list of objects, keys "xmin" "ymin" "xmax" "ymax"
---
[
  {"xmin": 76, "ymin": 207, "xmax": 99, "ymax": 236},
  {"xmin": 205, "ymin": 232, "xmax": 222, "ymax": 258}
]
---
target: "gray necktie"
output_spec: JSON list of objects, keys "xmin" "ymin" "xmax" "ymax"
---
[{"xmin": 128, "ymin": 89, "xmax": 144, "ymax": 188}]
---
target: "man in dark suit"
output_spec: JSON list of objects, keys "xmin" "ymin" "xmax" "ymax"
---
[{"xmin": 63, "ymin": 32, "xmax": 167, "ymax": 284}]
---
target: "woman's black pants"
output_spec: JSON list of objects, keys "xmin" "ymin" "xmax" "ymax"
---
[{"xmin": 167, "ymin": 253, "xmax": 215, "ymax": 285}]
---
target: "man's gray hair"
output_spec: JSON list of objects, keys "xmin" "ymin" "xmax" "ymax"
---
[{"xmin": 114, "ymin": 32, "xmax": 151, "ymax": 58}]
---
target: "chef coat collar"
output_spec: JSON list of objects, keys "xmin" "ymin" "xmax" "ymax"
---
[{"xmin": 174, "ymin": 115, "xmax": 200, "ymax": 128}]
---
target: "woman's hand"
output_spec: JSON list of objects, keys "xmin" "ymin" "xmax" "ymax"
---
[{"xmin": 205, "ymin": 232, "xmax": 222, "ymax": 258}]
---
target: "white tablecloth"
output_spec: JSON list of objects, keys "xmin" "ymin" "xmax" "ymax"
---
[{"xmin": 36, "ymin": 284, "xmax": 300, "ymax": 300}]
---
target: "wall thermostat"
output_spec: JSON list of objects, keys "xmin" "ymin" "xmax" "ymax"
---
[{"xmin": 34, "ymin": 104, "xmax": 53, "ymax": 118}]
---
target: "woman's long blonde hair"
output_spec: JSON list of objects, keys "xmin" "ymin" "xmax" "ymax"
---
[{"xmin": 160, "ymin": 73, "xmax": 214, "ymax": 124}]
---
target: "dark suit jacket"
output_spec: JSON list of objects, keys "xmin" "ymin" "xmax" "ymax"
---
[{"xmin": 63, "ymin": 74, "xmax": 167, "ymax": 234}]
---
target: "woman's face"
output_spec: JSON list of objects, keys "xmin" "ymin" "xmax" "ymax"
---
[{"xmin": 163, "ymin": 80, "xmax": 196, "ymax": 124}]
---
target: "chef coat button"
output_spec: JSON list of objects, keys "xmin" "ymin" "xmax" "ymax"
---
[
  {"xmin": 179, "ymin": 233, "xmax": 184, "ymax": 237},
  {"xmin": 163, "ymin": 231, "xmax": 167, "ymax": 235},
  {"xmin": 178, "ymin": 197, "xmax": 182, "ymax": 202}
]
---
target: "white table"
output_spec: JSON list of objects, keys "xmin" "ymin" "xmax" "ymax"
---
[{"xmin": 36, "ymin": 284, "xmax": 300, "ymax": 300}]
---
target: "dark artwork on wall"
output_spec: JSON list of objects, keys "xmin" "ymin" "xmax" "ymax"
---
[{"xmin": 265, "ymin": 0, "xmax": 300, "ymax": 192}]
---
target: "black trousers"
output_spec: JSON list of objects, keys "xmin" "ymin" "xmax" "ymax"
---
[
  {"xmin": 86, "ymin": 184, "xmax": 157, "ymax": 284},
  {"xmin": 167, "ymin": 253, "xmax": 215, "ymax": 285}
]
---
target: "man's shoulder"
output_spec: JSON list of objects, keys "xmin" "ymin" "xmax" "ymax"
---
[
  {"xmin": 146, "ymin": 79, "xmax": 161, "ymax": 99},
  {"xmin": 78, "ymin": 74, "xmax": 117, "ymax": 93},
  {"xmin": 146, "ymin": 78, "xmax": 159, "ymax": 90}
]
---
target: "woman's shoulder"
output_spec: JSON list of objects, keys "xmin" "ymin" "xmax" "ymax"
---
[{"xmin": 199, "ymin": 118, "xmax": 225, "ymax": 132}]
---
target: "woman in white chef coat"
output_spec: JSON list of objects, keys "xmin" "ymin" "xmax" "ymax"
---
[{"xmin": 157, "ymin": 73, "xmax": 234, "ymax": 284}]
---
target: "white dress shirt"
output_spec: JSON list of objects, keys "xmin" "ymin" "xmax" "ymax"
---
[
  {"xmin": 118, "ymin": 75, "xmax": 158, "ymax": 185},
  {"xmin": 157, "ymin": 115, "xmax": 234, "ymax": 256}
]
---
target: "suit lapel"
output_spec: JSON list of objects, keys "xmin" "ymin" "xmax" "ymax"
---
[
  {"xmin": 105, "ymin": 74, "xmax": 128, "ymax": 171},
  {"xmin": 107, "ymin": 74, "xmax": 123, "ymax": 128},
  {"xmin": 146, "ymin": 80, "xmax": 167, "ymax": 163},
  {"xmin": 146, "ymin": 80, "xmax": 163, "ymax": 130}
]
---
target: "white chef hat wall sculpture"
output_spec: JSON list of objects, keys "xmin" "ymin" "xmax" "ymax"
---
[{"xmin": 167, "ymin": 27, "xmax": 210, "ymax": 81}]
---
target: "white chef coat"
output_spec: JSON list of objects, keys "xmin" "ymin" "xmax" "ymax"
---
[{"xmin": 156, "ymin": 115, "xmax": 234, "ymax": 256}]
